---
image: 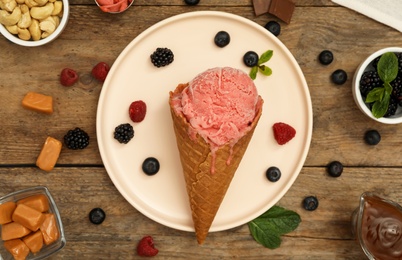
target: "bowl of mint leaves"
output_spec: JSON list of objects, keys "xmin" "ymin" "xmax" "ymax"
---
[{"xmin": 353, "ymin": 47, "xmax": 402, "ymax": 124}]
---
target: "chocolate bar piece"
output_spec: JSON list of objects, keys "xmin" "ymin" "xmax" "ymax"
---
[
  {"xmin": 268, "ymin": 0, "xmax": 295, "ymax": 24},
  {"xmin": 252, "ymin": 0, "xmax": 272, "ymax": 16}
]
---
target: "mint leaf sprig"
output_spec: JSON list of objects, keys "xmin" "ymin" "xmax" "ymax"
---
[
  {"xmin": 365, "ymin": 52, "xmax": 399, "ymax": 118},
  {"xmin": 250, "ymin": 50, "xmax": 273, "ymax": 80},
  {"xmin": 248, "ymin": 205, "xmax": 301, "ymax": 249}
]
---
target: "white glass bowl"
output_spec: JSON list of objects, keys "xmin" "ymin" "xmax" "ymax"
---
[
  {"xmin": 0, "ymin": 0, "xmax": 69, "ymax": 47},
  {"xmin": 0, "ymin": 186, "xmax": 66, "ymax": 259},
  {"xmin": 352, "ymin": 47, "xmax": 402, "ymax": 124}
]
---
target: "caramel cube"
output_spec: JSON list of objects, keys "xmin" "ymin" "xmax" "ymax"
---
[
  {"xmin": 22, "ymin": 230, "xmax": 44, "ymax": 253},
  {"xmin": 36, "ymin": 136, "xmax": 62, "ymax": 172},
  {"xmin": 18, "ymin": 194, "xmax": 49, "ymax": 213},
  {"xmin": 40, "ymin": 213, "xmax": 60, "ymax": 245},
  {"xmin": 0, "ymin": 201, "xmax": 17, "ymax": 224},
  {"xmin": 3, "ymin": 239, "xmax": 30, "ymax": 260},
  {"xmin": 12, "ymin": 204, "xmax": 45, "ymax": 232},
  {"xmin": 1, "ymin": 222, "xmax": 32, "ymax": 240},
  {"xmin": 22, "ymin": 92, "xmax": 53, "ymax": 114}
]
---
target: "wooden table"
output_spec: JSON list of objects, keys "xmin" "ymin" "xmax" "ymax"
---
[{"xmin": 1, "ymin": 0, "xmax": 402, "ymax": 258}]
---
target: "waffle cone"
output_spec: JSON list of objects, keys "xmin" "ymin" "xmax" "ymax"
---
[{"xmin": 169, "ymin": 83, "xmax": 263, "ymax": 244}]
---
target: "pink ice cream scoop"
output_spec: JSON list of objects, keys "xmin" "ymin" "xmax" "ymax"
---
[{"xmin": 172, "ymin": 67, "xmax": 260, "ymax": 149}]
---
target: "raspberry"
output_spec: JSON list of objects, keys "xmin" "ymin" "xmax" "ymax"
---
[
  {"xmin": 137, "ymin": 236, "xmax": 158, "ymax": 257},
  {"xmin": 129, "ymin": 100, "xmax": 147, "ymax": 123},
  {"xmin": 92, "ymin": 62, "xmax": 110, "ymax": 82},
  {"xmin": 60, "ymin": 68, "xmax": 79, "ymax": 86},
  {"xmin": 272, "ymin": 122, "xmax": 296, "ymax": 145}
]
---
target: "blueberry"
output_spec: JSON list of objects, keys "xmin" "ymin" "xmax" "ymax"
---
[
  {"xmin": 303, "ymin": 196, "xmax": 319, "ymax": 211},
  {"xmin": 89, "ymin": 208, "xmax": 106, "ymax": 224},
  {"xmin": 142, "ymin": 157, "xmax": 160, "ymax": 176},
  {"xmin": 327, "ymin": 161, "xmax": 343, "ymax": 177},
  {"xmin": 264, "ymin": 21, "xmax": 281, "ymax": 36},
  {"xmin": 331, "ymin": 69, "xmax": 347, "ymax": 85},
  {"xmin": 266, "ymin": 167, "xmax": 281, "ymax": 182},
  {"xmin": 243, "ymin": 51, "xmax": 259, "ymax": 67},
  {"xmin": 214, "ymin": 31, "xmax": 230, "ymax": 48},
  {"xmin": 184, "ymin": 0, "xmax": 199, "ymax": 5},
  {"xmin": 364, "ymin": 129, "xmax": 381, "ymax": 145},
  {"xmin": 318, "ymin": 50, "xmax": 333, "ymax": 65}
]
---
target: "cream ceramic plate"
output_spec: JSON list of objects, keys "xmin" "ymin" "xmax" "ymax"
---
[{"xmin": 96, "ymin": 11, "xmax": 312, "ymax": 232}]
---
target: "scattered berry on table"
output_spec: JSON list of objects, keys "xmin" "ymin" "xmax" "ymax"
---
[
  {"xmin": 137, "ymin": 236, "xmax": 159, "ymax": 257},
  {"xmin": 184, "ymin": 0, "xmax": 199, "ymax": 5},
  {"xmin": 327, "ymin": 161, "xmax": 343, "ymax": 177},
  {"xmin": 60, "ymin": 68, "xmax": 79, "ymax": 87},
  {"xmin": 142, "ymin": 157, "xmax": 160, "ymax": 176},
  {"xmin": 266, "ymin": 167, "xmax": 281, "ymax": 182},
  {"xmin": 359, "ymin": 70, "xmax": 382, "ymax": 97},
  {"xmin": 89, "ymin": 208, "xmax": 106, "ymax": 224},
  {"xmin": 150, "ymin": 47, "xmax": 174, "ymax": 67},
  {"xmin": 331, "ymin": 69, "xmax": 347, "ymax": 85},
  {"xmin": 272, "ymin": 122, "xmax": 296, "ymax": 145},
  {"xmin": 64, "ymin": 127, "xmax": 90, "ymax": 150},
  {"xmin": 214, "ymin": 31, "xmax": 230, "ymax": 48},
  {"xmin": 243, "ymin": 51, "xmax": 259, "ymax": 67},
  {"xmin": 318, "ymin": 50, "xmax": 333, "ymax": 65},
  {"xmin": 114, "ymin": 123, "xmax": 134, "ymax": 144},
  {"xmin": 129, "ymin": 100, "xmax": 147, "ymax": 123},
  {"xmin": 303, "ymin": 196, "xmax": 319, "ymax": 211},
  {"xmin": 264, "ymin": 21, "xmax": 281, "ymax": 36},
  {"xmin": 92, "ymin": 62, "xmax": 110, "ymax": 82},
  {"xmin": 364, "ymin": 129, "xmax": 381, "ymax": 145}
]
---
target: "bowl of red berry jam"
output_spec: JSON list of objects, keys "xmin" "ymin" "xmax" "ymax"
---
[{"xmin": 352, "ymin": 47, "xmax": 402, "ymax": 124}]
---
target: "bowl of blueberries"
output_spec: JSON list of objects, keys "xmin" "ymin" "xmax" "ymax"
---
[{"xmin": 352, "ymin": 47, "xmax": 402, "ymax": 124}]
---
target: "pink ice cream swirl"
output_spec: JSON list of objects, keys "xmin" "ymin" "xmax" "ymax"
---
[{"xmin": 172, "ymin": 67, "xmax": 260, "ymax": 166}]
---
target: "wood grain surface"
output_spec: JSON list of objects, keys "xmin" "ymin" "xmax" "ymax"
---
[{"xmin": 1, "ymin": 0, "xmax": 402, "ymax": 259}]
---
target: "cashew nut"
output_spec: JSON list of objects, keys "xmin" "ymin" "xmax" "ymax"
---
[
  {"xmin": 17, "ymin": 27, "xmax": 30, "ymax": 40},
  {"xmin": 30, "ymin": 2, "xmax": 53, "ymax": 19},
  {"xmin": 51, "ymin": 0, "xmax": 61, "ymax": 16},
  {"xmin": 5, "ymin": 24, "xmax": 17, "ymax": 34},
  {"xmin": 15, "ymin": 0, "xmax": 25, "ymax": 4},
  {"xmin": 28, "ymin": 18, "xmax": 40, "ymax": 40},
  {"xmin": 24, "ymin": 0, "xmax": 38, "ymax": 8},
  {"xmin": 0, "ymin": 0, "xmax": 17, "ymax": 12},
  {"xmin": 51, "ymin": 14, "xmax": 58, "ymax": 27},
  {"xmin": 17, "ymin": 4, "xmax": 32, "ymax": 28},
  {"xmin": 39, "ymin": 17, "xmax": 55, "ymax": 36},
  {"xmin": 33, "ymin": 0, "xmax": 48, "ymax": 6},
  {"xmin": 0, "ymin": 6, "xmax": 21, "ymax": 26}
]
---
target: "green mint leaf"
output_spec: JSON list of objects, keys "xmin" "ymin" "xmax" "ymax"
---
[
  {"xmin": 372, "ymin": 93, "xmax": 390, "ymax": 118},
  {"xmin": 259, "ymin": 65, "xmax": 272, "ymax": 76},
  {"xmin": 258, "ymin": 50, "xmax": 273, "ymax": 65},
  {"xmin": 250, "ymin": 66, "xmax": 258, "ymax": 80},
  {"xmin": 248, "ymin": 206, "xmax": 301, "ymax": 249},
  {"xmin": 384, "ymin": 81, "xmax": 392, "ymax": 94},
  {"xmin": 365, "ymin": 87, "xmax": 385, "ymax": 103},
  {"xmin": 377, "ymin": 52, "xmax": 398, "ymax": 83}
]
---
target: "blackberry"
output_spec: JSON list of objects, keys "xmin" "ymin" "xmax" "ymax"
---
[
  {"xmin": 64, "ymin": 127, "xmax": 89, "ymax": 150},
  {"xmin": 359, "ymin": 70, "xmax": 382, "ymax": 97},
  {"xmin": 371, "ymin": 55, "xmax": 381, "ymax": 69},
  {"xmin": 397, "ymin": 53, "xmax": 402, "ymax": 75},
  {"xmin": 150, "ymin": 48, "xmax": 174, "ymax": 67},
  {"xmin": 114, "ymin": 123, "xmax": 134, "ymax": 144},
  {"xmin": 391, "ymin": 75, "xmax": 402, "ymax": 100},
  {"xmin": 384, "ymin": 97, "xmax": 398, "ymax": 117}
]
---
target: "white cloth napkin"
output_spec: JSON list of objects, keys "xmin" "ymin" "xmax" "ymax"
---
[{"xmin": 331, "ymin": 0, "xmax": 402, "ymax": 33}]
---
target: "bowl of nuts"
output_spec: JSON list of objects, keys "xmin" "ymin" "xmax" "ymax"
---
[
  {"xmin": 0, "ymin": 0, "xmax": 69, "ymax": 47},
  {"xmin": 352, "ymin": 47, "xmax": 402, "ymax": 124}
]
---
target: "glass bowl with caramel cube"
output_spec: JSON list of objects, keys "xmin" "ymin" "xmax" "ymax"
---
[{"xmin": 0, "ymin": 186, "xmax": 65, "ymax": 260}]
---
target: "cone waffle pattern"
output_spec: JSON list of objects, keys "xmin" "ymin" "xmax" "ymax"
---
[{"xmin": 169, "ymin": 83, "xmax": 263, "ymax": 244}]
